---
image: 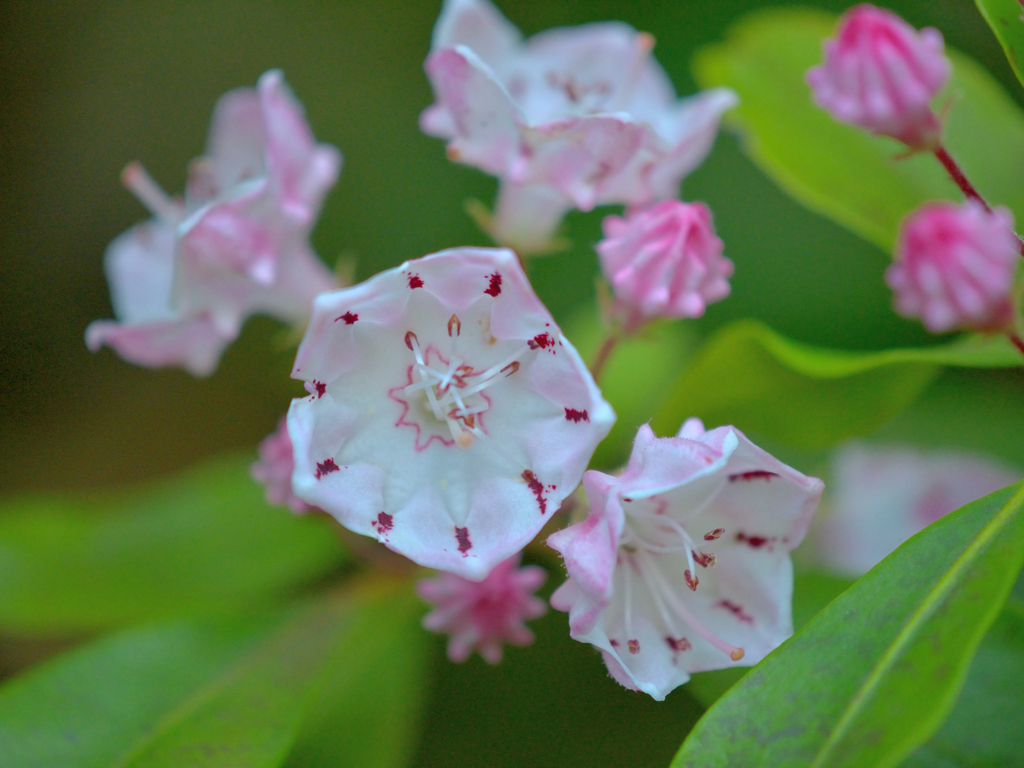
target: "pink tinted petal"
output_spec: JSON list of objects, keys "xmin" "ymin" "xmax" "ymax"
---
[
  {"xmin": 204, "ymin": 88, "xmax": 266, "ymax": 196},
  {"xmin": 85, "ymin": 315, "xmax": 229, "ymax": 377},
  {"xmin": 806, "ymin": 4, "xmax": 950, "ymax": 147},
  {"xmin": 490, "ymin": 181, "xmax": 571, "ymax": 255},
  {"xmin": 887, "ymin": 201, "xmax": 1018, "ymax": 333},
  {"xmin": 422, "ymin": 47, "xmax": 522, "ymax": 175},
  {"xmin": 418, "ymin": 554, "xmax": 547, "ymax": 664},
  {"xmin": 259, "ymin": 70, "xmax": 342, "ymax": 225},
  {"xmin": 252, "ymin": 418, "xmax": 312, "ymax": 514},
  {"xmin": 432, "ymin": 0, "xmax": 521, "ymax": 71}
]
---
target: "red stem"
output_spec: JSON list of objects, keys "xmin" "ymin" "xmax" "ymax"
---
[
  {"xmin": 1009, "ymin": 332, "xmax": 1024, "ymax": 360},
  {"xmin": 589, "ymin": 334, "xmax": 619, "ymax": 382},
  {"xmin": 933, "ymin": 144, "xmax": 1024, "ymax": 259}
]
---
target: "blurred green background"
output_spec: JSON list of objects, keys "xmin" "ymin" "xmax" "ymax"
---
[{"xmin": 1, "ymin": 1, "xmax": 1021, "ymax": 766}]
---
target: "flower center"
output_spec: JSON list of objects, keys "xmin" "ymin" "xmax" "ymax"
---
[{"xmin": 399, "ymin": 315, "xmax": 532, "ymax": 453}]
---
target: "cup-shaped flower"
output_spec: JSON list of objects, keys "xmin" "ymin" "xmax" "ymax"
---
[
  {"xmin": 597, "ymin": 201, "xmax": 733, "ymax": 331},
  {"xmin": 287, "ymin": 247, "xmax": 615, "ymax": 580},
  {"xmin": 548, "ymin": 419, "xmax": 823, "ymax": 700},
  {"xmin": 417, "ymin": 554, "xmax": 547, "ymax": 663},
  {"xmin": 806, "ymin": 4, "xmax": 950, "ymax": 149},
  {"xmin": 886, "ymin": 200, "xmax": 1018, "ymax": 334},
  {"xmin": 252, "ymin": 418, "xmax": 312, "ymax": 514},
  {"xmin": 807, "ymin": 443, "xmax": 1019, "ymax": 577},
  {"xmin": 86, "ymin": 70, "xmax": 340, "ymax": 376},
  {"xmin": 420, "ymin": 0, "xmax": 737, "ymax": 253}
]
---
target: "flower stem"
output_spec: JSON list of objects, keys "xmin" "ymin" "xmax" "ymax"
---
[
  {"xmin": 1009, "ymin": 332, "xmax": 1024, "ymax": 360},
  {"xmin": 589, "ymin": 333, "xmax": 619, "ymax": 382},
  {"xmin": 933, "ymin": 144, "xmax": 1024, "ymax": 258}
]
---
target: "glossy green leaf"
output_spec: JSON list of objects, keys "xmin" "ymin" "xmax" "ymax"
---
[
  {"xmin": 0, "ymin": 455, "xmax": 347, "ymax": 634},
  {"xmin": 906, "ymin": 596, "xmax": 1024, "ymax": 768},
  {"xmin": 976, "ymin": 0, "xmax": 1024, "ymax": 90},
  {"xmin": 653, "ymin": 320, "xmax": 1022, "ymax": 449},
  {"xmin": 0, "ymin": 579, "xmax": 427, "ymax": 768},
  {"xmin": 694, "ymin": 8, "xmax": 1024, "ymax": 251},
  {"xmin": 672, "ymin": 481, "xmax": 1024, "ymax": 768}
]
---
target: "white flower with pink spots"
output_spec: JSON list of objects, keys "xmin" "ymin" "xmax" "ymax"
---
[
  {"xmin": 287, "ymin": 246, "xmax": 614, "ymax": 580},
  {"xmin": 548, "ymin": 419, "xmax": 822, "ymax": 700},
  {"xmin": 87, "ymin": 70, "xmax": 340, "ymax": 375},
  {"xmin": 420, "ymin": 0, "xmax": 737, "ymax": 253}
]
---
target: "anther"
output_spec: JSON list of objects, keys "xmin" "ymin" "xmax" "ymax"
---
[
  {"xmin": 704, "ymin": 528, "xmax": 725, "ymax": 541},
  {"xmin": 502, "ymin": 361, "xmax": 520, "ymax": 376},
  {"xmin": 730, "ymin": 648, "xmax": 745, "ymax": 661},
  {"xmin": 448, "ymin": 314, "xmax": 461, "ymax": 337},
  {"xmin": 121, "ymin": 162, "xmax": 181, "ymax": 222},
  {"xmin": 684, "ymin": 570, "xmax": 699, "ymax": 591},
  {"xmin": 404, "ymin": 331, "xmax": 419, "ymax": 351}
]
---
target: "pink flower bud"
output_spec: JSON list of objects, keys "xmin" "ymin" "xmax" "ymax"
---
[
  {"xmin": 886, "ymin": 200, "xmax": 1018, "ymax": 333},
  {"xmin": 417, "ymin": 555, "xmax": 547, "ymax": 664},
  {"xmin": 806, "ymin": 4, "xmax": 950, "ymax": 148},
  {"xmin": 251, "ymin": 418, "xmax": 311, "ymax": 514},
  {"xmin": 597, "ymin": 201, "xmax": 733, "ymax": 329}
]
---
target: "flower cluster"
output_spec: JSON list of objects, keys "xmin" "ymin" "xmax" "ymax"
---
[
  {"xmin": 87, "ymin": 71, "xmax": 341, "ymax": 376},
  {"xmin": 87, "ymin": 1, "xmax": 832, "ymax": 699},
  {"xmin": 807, "ymin": 5, "xmax": 1021, "ymax": 340}
]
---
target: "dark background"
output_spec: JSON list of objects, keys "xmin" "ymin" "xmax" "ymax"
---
[{"xmin": 0, "ymin": 2, "xmax": 1019, "ymax": 766}]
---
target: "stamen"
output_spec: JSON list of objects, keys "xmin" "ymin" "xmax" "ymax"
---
[
  {"xmin": 447, "ymin": 314, "xmax": 461, "ymax": 337},
  {"xmin": 636, "ymin": 549, "xmax": 745, "ymax": 662},
  {"xmin": 121, "ymin": 162, "xmax": 181, "ymax": 222}
]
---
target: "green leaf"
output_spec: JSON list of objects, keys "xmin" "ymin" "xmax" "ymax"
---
[
  {"xmin": 694, "ymin": 8, "xmax": 1024, "ymax": 251},
  {"xmin": 976, "ymin": 0, "xmax": 1024, "ymax": 90},
  {"xmin": 671, "ymin": 481, "xmax": 1024, "ymax": 768},
  {"xmin": 284, "ymin": 588, "xmax": 430, "ymax": 768},
  {"xmin": 653, "ymin": 320, "xmax": 1022, "ymax": 449},
  {"xmin": 905, "ymin": 596, "xmax": 1024, "ymax": 768},
  {"xmin": 0, "ymin": 455, "xmax": 347, "ymax": 634},
  {"xmin": 0, "ymin": 578, "xmax": 427, "ymax": 768}
]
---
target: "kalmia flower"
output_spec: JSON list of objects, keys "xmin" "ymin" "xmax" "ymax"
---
[
  {"xmin": 886, "ymin": 200, "xmax": 1018, "ymax": 333},
  {"xmin": 807, "ymin": 443, "xmax": 1019, "ymax": 577},
  {"xmin": 86, "ymin": 70, "xmax": 341, "ymax": 376},
  {"xmin": 252, "ymin": 418, "xmax": 311, "ymax": 514},
  {"xmin": 597, "ymin": 201, "xmax": 733, "ymax": 331},
  {"xmin": 548, "ymin": 419, "xmax": 822, "ymax": 700},
  {"xmin": 806, "ymin": 4, "xmax": 950, "ymax": 149},
  {"xmin": 417, "ymin": 554, "xmax": 547, "ymax": 663},
  {"xmin": 421, "ymin": 0, "xmax": 737, "ymax": 253},
  {"xmin": 287, "ymin": 246, "xmax": 614, "ymax": 580}
]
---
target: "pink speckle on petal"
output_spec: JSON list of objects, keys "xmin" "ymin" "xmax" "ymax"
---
[
  {"xmin": 716, "ymin": 599, "xmax": 755, "ymax": 625},
  {"xmin": 315, "ymin": 458, "xmax": 339, "ymax": 479},
  {"xmin": 522, "ymin": 470, "xmax": 548, "ymax": 515},
  {"xmin": 336, "ymin": 311, "xmax": 358, "ymax": 324},
  {"xmin": 417, "ymin": 555, "xmax": 547, "ymax": 664},
  {"xmin": 565, "ymin": 408, "xmax": 589, "ymax": 423},
  {"xmin": 666, "ymin": 636, "xmax": 691, "ymax": 653},
  {"xmin": 528, "ymin": 333, "xmax": 554, "ymax": 351},
  {"xmin": 455, "ymin": 526, "xmax": 472, "ymax": 554},
  {"xmin": 372, "ymin": 511, "xmax": 394, "ymax": 536},
  {"xmin": 729, "ymin": 470, "xmax": 778, "ymax": 482},
  {"xmin": 484, "ymin": 272, "xmax": 503, "ymax": 297},
  {"xmin": 628, "ymin": 639, "xmax": 640, "ymax": 654},
  {"xmin": 736, "ymin": 532, "xmax": 774, "ymax": 551},
  {"xmin": 408, "ymin": 272, "xmax": 424, "ymax": 289}
]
